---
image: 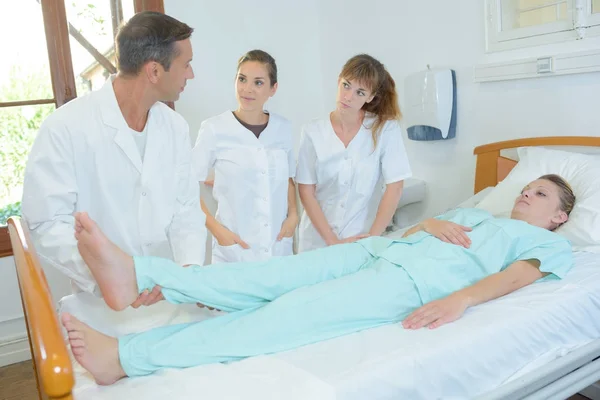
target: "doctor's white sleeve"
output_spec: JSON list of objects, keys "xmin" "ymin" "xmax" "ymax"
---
[
  {"xmin": 192, "ymin": 121, "xmax": 216, "ymax": 181},
  {"xmin": 21, "ymin": 123, "xmax": 97, "ymax": 294},
  {"xmin": 380, "ymin": 121, "xmax": 413, "ymax": 184},
  {"xmin": 295, "ymin": 127, "xmax": 318, "ymax": 184},
  {"xmin": 168, "ymin": 127, "xmax": 208, "ymax": 266}
]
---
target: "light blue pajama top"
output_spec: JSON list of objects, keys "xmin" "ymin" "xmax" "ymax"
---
[{"xmin": 358, "ymin": 208, "xmax": 573, "ymax": 304}]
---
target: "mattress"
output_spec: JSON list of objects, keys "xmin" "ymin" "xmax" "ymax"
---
[
  {"xmin": 63, "ymin": 189, "xmax": 600, "ymax": 399},
  {"xmin": 64, "ymin": 250, "xmax": 600, "ymax": 400}
]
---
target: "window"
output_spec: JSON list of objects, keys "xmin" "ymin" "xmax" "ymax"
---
[
  {"xmin": 0, "ymin": 0, "xmax": 165, "ymax": 257},
  {"xmin": 486, "ymin": 0, "xmax": 600, "ymax": 51}
]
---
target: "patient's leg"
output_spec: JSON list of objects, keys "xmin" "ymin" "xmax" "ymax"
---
[
  {"xmin": 62, "ymin": 313, "xmax": 125, "ymax": 385},
  {"xmin": 75, "ymin": 212, "xmax": 138, "ymax": 311},
  {"xmin": 75, "ymin": 212, "xmax": 376, "ymax": 313},
  {"xmin": 68, "ymin": 259, "xmax": 422, "ymax": 382}
]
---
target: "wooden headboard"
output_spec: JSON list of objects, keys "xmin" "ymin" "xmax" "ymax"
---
[
  {"xmin": 7, "ymin": 217, "xmax": 74, "ymax": 400},
  {"xmin": 473, "ymin": 136, "xmax": 600, "ymax": 194}
]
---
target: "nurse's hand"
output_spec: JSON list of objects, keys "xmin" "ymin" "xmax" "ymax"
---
[
  {"xmin": 131, "ymin": 285, "xmax": 164, "ymax": 308},
  {"xmin": 215, "ymin": 227, "xmax": 250, "ymax": 249},
  {"xmin": 327, "ymin": 234, "xmax": 370, "ymax": 246},
  {"xmin": 277, "ymin": 215, "xmax": 299, "ymax": 240},
  {"xmin": 402, "ymin": 293, "xmax": 469, "ymax": 330},
  {"xmin": 422, "ymin": 219, "xmax": 472, "ymax": 248}
]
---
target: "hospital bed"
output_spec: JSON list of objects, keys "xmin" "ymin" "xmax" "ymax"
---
[{"xmin": 7, "ymin": 135, "xmax": 600, "ymax": 400}]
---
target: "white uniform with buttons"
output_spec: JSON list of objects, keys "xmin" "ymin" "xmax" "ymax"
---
[
  {"xmin": 296, "ymin": 116, "xmax": 412, "ymax": 252},
  {"xmin": 193, "ymin": 111, "xmax": 295, "ymax": 263}
]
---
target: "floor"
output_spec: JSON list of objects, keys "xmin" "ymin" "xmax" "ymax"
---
[
  {"xmin": 0, "ymin": 361, "xmax": 38, "ymax": 400},
  {"xmin": 0, "ymin": 360, "xmax": 595, "ymax": 400}
]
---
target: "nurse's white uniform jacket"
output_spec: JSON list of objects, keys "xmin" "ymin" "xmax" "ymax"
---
[
  {"xmin": 21, "ymin": 77, "xmax": 207, "ymax": 294},
  {"xmin": 296, "ymin": 116, "xmax": 412, "ymax": 252},
  {"xmin": 193, "ymin": 111, "xmax": 295, "ymax": 263}
]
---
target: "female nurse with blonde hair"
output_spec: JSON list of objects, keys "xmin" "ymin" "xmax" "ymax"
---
[
  {"xmin": 296, "ymin": 54, "xmax": 412, "ymax": 252},
  {"xmin": 193, "ymin": 50, "xmax": 297, "ymax": 263}
]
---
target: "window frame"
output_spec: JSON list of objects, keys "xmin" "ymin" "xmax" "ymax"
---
[
  {"xmin": 485, "ymin": 0, "xmax": 600, "ymax": 52},
  {"xmin": 0, "ymin": 0, "xmax": 165, "ymax": 258}
]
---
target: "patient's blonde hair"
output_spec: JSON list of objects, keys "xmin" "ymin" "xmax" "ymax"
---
[{"xmin": 539, "ymin": 174, "xmax": 576, "ymax": 216}]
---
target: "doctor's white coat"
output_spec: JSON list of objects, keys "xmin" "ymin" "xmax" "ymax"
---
[{"xmin": 21, "ymin": 78, "xmax": 207, "ymax": 294}]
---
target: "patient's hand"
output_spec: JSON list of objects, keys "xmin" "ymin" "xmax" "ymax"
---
[
  {"xmin": 131, "ymin": 285, "xmax": 164, "ymax": 308},
  {"xmin": 402, "ymin": 293, "xmax": 469, "ymax": 330},
  {"xmin": 423, "ymin": 219, "xmax": 472, "ymax": 248}
]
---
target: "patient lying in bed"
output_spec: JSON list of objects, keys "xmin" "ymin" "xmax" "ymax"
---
[{"xmin": 62, "ymin": 174, "xmax": 576, "ymax": 385}]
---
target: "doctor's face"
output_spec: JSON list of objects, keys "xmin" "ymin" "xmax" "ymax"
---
[
  {"xmin": 159, "ymin": 39, "xmax": 194, "ymax": 101},
  {"xmin": 235, "ymin": 61, "xmax": 277, "ymax": 112},
  {"xmin": 335, "ymin": 77, "xmax": 374, "ymax": 115}
]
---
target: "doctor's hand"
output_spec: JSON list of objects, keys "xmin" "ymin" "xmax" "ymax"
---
[
  {"xmin": 131, "ymin": 285, "xmax": 164, "ymax": 308},
  {"xmin": 402, "ymin": 292, "xmax": 469, "ymax": 330},
  {"xmin": 422, "ymin": 218, "xmax": 472, "ymax": 248},
  {"xmin": 215, "ymin": 226, "xmax": 250, "ymax": 249},
  {"xmin": 277, "ymin": 215, "xmax": 299, "ymax": 241}
]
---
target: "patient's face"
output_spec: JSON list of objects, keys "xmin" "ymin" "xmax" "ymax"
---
[
  {"xmin": 511, "ymin": 179, "xmax": 568, "ymax": 230},
  {"xmin": 235, "ymin": 61, "xmax": 277, "ymax": 112}
]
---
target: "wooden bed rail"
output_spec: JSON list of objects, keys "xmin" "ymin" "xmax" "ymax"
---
[
  {"xmin": 473, "ymin": 136, "xmax": 600, "ymax": 194},
  {"xmin": 7, "ymin": 217, "xmax": 74, "ymax": 400}
]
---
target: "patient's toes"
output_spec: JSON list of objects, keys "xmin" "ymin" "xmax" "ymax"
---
[{"xmin": 68, "ymin": 330, "xmax": 84, "ymax": 340}]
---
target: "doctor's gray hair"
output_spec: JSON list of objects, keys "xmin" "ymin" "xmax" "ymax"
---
[
  {"xmin": 116, "ymin": 11, "xmax": 193, "ymax": 75},
  {"xmin": 237, "ymin": 50, "xmax": 278, "ymax": 86}
]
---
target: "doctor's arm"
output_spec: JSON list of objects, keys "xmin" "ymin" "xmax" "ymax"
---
[
  {"xmin": 369, "ymin": 181, "xmax": 404, "ymax": 236},
  {"xmin": 403, "ymin": 259, "xmax": 544, "ymax": 329},
  {"xmin": 21, "ymin": 124, "xmax": 98, "ymax": 294}
]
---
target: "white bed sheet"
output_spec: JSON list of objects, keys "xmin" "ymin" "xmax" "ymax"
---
[{"xmin": 65, "ymin": 196, "xmax": 600, "ymax": 399}]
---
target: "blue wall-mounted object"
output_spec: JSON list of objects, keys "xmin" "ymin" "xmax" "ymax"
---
[{"xmin": 404, "ymin": 68, "xmax": 457, "ymax": 141}]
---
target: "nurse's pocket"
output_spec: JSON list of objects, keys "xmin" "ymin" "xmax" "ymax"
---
[{"xmin": 272, "ymin": 236, "xmax": 294, "ymax": 257}]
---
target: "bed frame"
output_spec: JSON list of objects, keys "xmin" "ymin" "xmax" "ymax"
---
[
  {"xmin": 7, "ymin": 135, "xmax": 600, "ymax": 399},
  {"xmin": 7, "ymin": 217, "xmax": 74, "ymax": 399}
]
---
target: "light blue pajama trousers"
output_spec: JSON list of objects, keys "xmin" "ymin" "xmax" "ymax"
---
[{"xmin": 118, "ymin": 242, "xmax": 423, "ymax": 377}]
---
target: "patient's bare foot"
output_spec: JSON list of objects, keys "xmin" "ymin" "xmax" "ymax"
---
[
  {"xmin": 75, "ymin": 212, "xmax": 138, "ymax": 311},
  {"xmin": 62, "ymin": 313, "xmax": 126, "ymax": 385}
]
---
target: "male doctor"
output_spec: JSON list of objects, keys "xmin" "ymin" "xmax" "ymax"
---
[{"xmin": 21, "ymin": 12, "xmax": 206, "ymax": 311}]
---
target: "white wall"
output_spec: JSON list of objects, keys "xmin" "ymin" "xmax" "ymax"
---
[
  {"xmin": 315, "ymin": 0, "xmax": 600, "ymax": 217},
  {"xmin": 165, "ymin": 0, "xmax": 325, "ymax": 147},
  {"xmin": 166, "ymin": 0, "xmax": 600, "ymax": 221},
  {"xmin": 0, "ymin": 256, "xmax": 71, "ymax": 366}
]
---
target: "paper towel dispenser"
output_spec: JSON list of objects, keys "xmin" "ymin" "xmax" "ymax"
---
[{"xmin": 404, "ymin": 68, "xmax": 456, "ymax": 141}]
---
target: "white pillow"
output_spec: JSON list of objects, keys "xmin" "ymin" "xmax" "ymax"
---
[{"xmin": 476, "ymin": 146, "xmax": 600, "ymax": 253}]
